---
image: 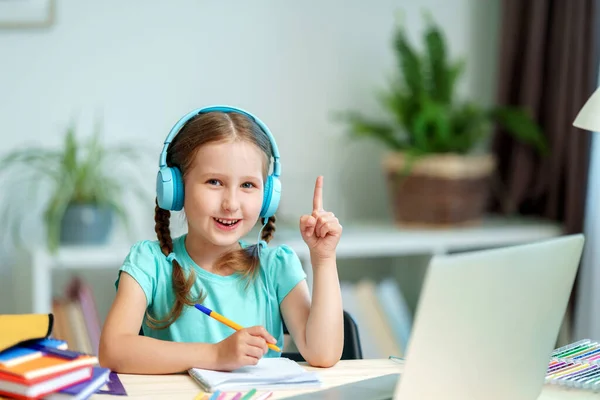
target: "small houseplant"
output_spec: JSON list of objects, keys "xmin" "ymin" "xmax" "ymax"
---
[
  {"xmin": 0, "ymin": 120, "xmax": 149, "ymax": 252},
  {"xmin": 337, "ymin": 15, "xmax": 548, "ymax": 226}
]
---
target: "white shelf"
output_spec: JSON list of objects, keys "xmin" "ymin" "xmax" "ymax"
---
[
  {"xmin": 13, "ymin": 216, "xmax": 564, "ymax": 315},
  {"xmin": 273, "ymin": 216, "xmax": 563, "ymax": 259},
  {"xmin": 47, "ymin": 245, "xmax": 132, "ymax": 270},
  {"xmin": 41, "ymin": 215, "xmax": 563, "ymax": 270}
]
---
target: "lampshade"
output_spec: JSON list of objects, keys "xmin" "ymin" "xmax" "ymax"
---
[{"xmin": 574, "ymin": 87, "xmax": 600, "ymax": 132}]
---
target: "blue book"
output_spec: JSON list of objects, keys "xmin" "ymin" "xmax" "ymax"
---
[
  {"xmin": 45, "ymin": 366, "xmax": 111, "ymax": 400},
  {"xmin": 0, "ymin": 338, "xmax": 67, "ymax": 367}
]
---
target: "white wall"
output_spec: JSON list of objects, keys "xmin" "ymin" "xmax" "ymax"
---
[{"xmin": 0, "ymin": 0, "xmax": 500, "ymax": 316}]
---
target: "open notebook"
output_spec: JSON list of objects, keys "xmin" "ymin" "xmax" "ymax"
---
[{"xmin": 188, "ymin": 357, "xmax": 321, "ymax": 392}]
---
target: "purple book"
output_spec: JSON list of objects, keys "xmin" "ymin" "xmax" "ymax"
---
[{"xmin": 45, "ymin": 366, "xmax": 111, "ymax": 400}]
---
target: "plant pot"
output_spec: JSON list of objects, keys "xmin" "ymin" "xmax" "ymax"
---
[
  {"xmin": 60, "ymin": 203, "xmax": 114, "ymax": 245},
  {"xmin": 382, "ymin": 152, "xmax": 496, "ymax": 227}
]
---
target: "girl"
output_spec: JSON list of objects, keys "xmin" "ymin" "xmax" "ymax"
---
[{"xmin": 99, "ymin": 106, "xmax": 344, "ymax": 374}]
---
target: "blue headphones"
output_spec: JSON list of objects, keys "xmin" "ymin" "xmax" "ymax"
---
[{"xmin": 156, "ymin": 105, "xmax": 282, "ymax": 219}]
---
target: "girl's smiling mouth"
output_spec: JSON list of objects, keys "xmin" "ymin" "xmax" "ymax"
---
[{"xmin": 213, "ymin": 217, "xmax": 241, "ymax": 230}]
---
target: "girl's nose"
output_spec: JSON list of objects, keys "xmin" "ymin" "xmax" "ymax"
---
[{"xmin": 222, "ymin": 190, "xmax": 240, "ymax": 212}]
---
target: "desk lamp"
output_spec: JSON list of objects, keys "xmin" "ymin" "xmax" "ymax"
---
[{"xmin": 574, "ymin": 87, "xmax": 600, "ymax": 130}]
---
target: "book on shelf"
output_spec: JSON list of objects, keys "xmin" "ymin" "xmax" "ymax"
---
[
  {"xmin": 341, "ymin": 278, "xmax": 413, "ymax": 359},
  {"xmin": 51, "ymin": 276, "xmax": 101, "ymax": 356}
]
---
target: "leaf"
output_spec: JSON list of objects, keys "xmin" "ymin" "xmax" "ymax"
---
[
  {"xmin": 377, "ymin": 82, "xmax": 420, "ymax": 135},
  {"xmin": 424, "ymin": 18, "xmax": 450, "ymax": 102},
  {"xmin": 411, "ymin": 98, "xmax": 454, "ymax": 152},
  {"xmin": 62, "ymin": 123, "xmax": 79, "ymax": 180},
  {"xmin": 44, "ymin": 178, "xmax": 76, "ymax": 252},
  {"xmin": 491, "ymin": 107, "xmax": 549, "ymax": 155},
  {"xmin": 448, "ymin": 59, "xmax": 466, "ymax": 101},
  {"xmin": 393, "ymin": 23, "xmax": 425, "ymax": 100},
  {"xmin": 335, "ymin": 111, "xmax": 405, "ymax": 150},
  {"xmin": 449, "ymin": 102, "xmax": 490, "ymax": 153},
  {"xmin": 0, "ymin": 149, "xmax": 63, "ymax": 182}
]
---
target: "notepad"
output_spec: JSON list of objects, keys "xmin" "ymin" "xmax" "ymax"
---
[{"xmin": 188, "ymin": 357, "xmax": 321, "ymax": 392}]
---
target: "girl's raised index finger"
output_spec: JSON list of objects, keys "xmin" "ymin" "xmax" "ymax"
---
[{"xmin": 313, "ymin": 176, "xmax": 324, "ymax": 211}]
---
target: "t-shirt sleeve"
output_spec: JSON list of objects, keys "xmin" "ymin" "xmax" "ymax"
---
[
  {"xmin": 267, "ymin": 244, "xmax": 307, "ymax": 304},
  {"xmin": 115, "ymin": 240, "xmax": 160, "ymax": 308}
]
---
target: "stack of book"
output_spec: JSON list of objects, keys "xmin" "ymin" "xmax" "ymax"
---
[{"xmin": 0, "ymin": 337, "xmax": 110, "ymax": 399}]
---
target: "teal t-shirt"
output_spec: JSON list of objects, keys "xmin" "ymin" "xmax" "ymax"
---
[{"xmin": 115, "ymin": 234, "xmax": 307, "ymax": 357}]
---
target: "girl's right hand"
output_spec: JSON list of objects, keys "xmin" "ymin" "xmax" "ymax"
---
[{"xmin": 215, "ymin": 326, "xmax": 276, "ymax": 370}]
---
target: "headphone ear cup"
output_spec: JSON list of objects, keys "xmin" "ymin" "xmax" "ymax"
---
[
  {"xmin": 260, "ymin": 175, "xmax": 272, "ymax": 218},
  {"xmin": 156, "ymin": 167, "xmax": 173, "ymax": 210},
  {"xmin": 156, "ymin": 166, "xmax": 184, "ymax": 211},
  {"xmin": 171, "ymin": 167, "xmax": 184, "ymax": 211},
  {"xmin": 261, "ymin": 175, "xmax": 281, "ymax": 219}
]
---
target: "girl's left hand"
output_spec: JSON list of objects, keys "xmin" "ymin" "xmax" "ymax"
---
[{"xmin": 299, "ymin": 176, "xmax": 343, "ymax": 262}]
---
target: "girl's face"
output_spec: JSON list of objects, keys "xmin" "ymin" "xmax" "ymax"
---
[{"xmin": 183, "ymin": 139, "xmax": 265, "ymax": 249}]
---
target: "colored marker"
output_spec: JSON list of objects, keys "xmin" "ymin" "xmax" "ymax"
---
[
  {"xmin": 547, "ymin": 361, "xmax": 574, "ymax": 374},
  {"xmin": 566, "ymin": 345, "xmax": 599, "ymax": 359},
  {"xmin": 209, "ymin": 390, "xmax": 222, "ymax": 400},
  {"xmin": 241, "ymin": 389, "xmax": 257, "ymax": 400},
  {"xmin": 231, "ymin": 393, "xmax": 243, "ymax": 400},
  {"xmin": 574, "ymin": 346, "xmax": 600, "ymax": 360},
  {"xmin": 546, "ymin": 364, "xmax": 588, "ymax": 381},
  {"xmin": 558, "ymin": 364, "xmax": 597, "ymax": 382},
  {"xmin": 552, "ymin": 339, "xmax": 591, "ymax": 356},
  {"xmin": 547, "ymin": 362, "xmax": 569, "ymax": 374},
  {"xmin": 566, "ymin": 366, "xmax": 600, "ymax": 387},
  {"xmin": 546, "ymin": 363, "xmax": 579, "ymax": 381},
  {"xmin": 194, "ymin": 304, "xmax": 281, "ymax": 352},
  {"xmin": 555, "ymin": 344, "xmax": 594, "ymax": 359}
]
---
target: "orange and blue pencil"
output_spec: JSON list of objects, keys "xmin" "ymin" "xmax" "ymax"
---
[{"xmin": 194, "ymin": 304, "xmax": 281, "ymax": 352}]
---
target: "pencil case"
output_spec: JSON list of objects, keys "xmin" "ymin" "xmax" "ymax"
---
[{"xmin": 545, "ymin": 339, "xmax": 600, "ymax": 391}]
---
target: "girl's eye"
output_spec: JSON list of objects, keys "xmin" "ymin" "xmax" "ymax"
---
[
  {"xmin": 207, "ymin": 179, "xmax": 222, "ymax": 186},
  {"xmin": 241, "ymin": 182, "xmax": 255, "ymax": 189}
]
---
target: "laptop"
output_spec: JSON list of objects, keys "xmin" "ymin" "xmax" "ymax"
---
[{"xmin": 285, "ymin": 234, "xmax": 585, "ymax": 400}]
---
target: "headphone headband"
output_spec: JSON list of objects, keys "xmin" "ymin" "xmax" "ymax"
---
[{"xmin": 158, "ymin": 105, "xmax": 281, "ymax": 177}]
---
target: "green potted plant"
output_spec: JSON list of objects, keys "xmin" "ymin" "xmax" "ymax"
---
[
  {"xmin": 336, "ymin": 14, "xmax": 548, "ymax": 227},
  {"xmin": 0, "ymin": 120, "xmax": 149, "ymax": 252}
]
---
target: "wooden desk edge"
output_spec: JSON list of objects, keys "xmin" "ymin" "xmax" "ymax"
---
[{"xmin": 91, "ymin": 358, "xmax": 600, "ymax": 400}]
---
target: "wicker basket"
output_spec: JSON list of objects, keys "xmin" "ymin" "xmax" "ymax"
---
[{"xmin": 382, "ymin": 152, "xmax": 496, "ymax": 227}]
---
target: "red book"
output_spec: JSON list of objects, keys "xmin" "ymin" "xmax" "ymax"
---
[{"xmin": 0, "ymin": 366, "xmax": 92, "ymax": 400}]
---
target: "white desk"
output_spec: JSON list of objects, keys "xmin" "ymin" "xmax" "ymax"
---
[
  {"xmin": 12, "ymin": 216, "xmax": 562, "ymax": 314},
  {"xmin": 90, "ymin": 359, "xmax": 600, "ymax": 399}
]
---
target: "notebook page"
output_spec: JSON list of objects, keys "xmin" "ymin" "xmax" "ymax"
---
[{"xmin": 188, "ymin": 358, "xmax": 320, "ymax": 391}]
